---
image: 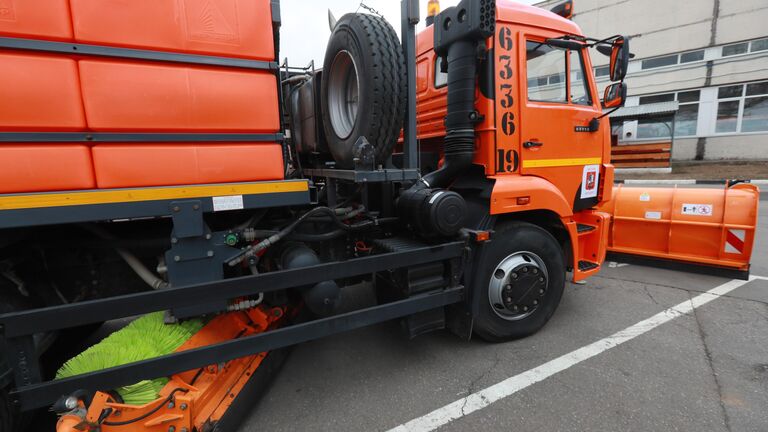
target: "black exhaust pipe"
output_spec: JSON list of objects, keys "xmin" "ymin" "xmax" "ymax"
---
[
  {"xmin": 420, "ymin": 0, "xmax": 495, "ymax": 190},
  {"xmin": 398, "ymin": 0, "xmax": 495, "ymax": 236}
]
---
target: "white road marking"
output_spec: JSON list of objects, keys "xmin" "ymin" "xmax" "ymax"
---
[{"xmin": 389, "ymin": 276, "xmax": 760, "ymax": 432}]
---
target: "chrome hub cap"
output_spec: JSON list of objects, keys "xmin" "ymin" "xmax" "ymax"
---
[{"xmin": 488, "ymin": 251, "xmax": 548, "ymax": 320}]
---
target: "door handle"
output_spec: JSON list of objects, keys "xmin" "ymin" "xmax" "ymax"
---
[{"xmin": 523, "ymin": 141, "xmax": 543, "ymax": 149}]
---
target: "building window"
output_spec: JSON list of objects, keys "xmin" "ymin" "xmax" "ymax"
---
[
  {"xmin": 716, "ymin": 101, "xmax": 740, "ymax": 132},
  {"xmin": 676, "ymin": 104, "xmax": 700, "ymax": 136},
  {"xmin": 595, "ymin": 66, "xmax": 609, "ymax": 77},
  {"xmin": 636, "ymin": 91, "xmax": 700, "ymax": 138},
  {"xmin": 641, "ymin": 54, "xmax": 678, "ymax": 70},
  {"xmin": 434, "ymin": 56, "xmax": 447, "ymax": 88},
  {"xmin": 751, "ymin": 38, "xmax": 768, "ymax": 52},
  {"xmin": 680, "ymin": 50, "xmax": 704, "ymax": 63},
  {"xmin": 715, "ymin": 81, "xmax": 768, "ymax": 133},
  {"xmin": 639, "ymin": 93, "xmax": 675, "ymax": 105},
  {"xmin": 718, "ymin": 85, "xmax": 743, "ymax": 99},
  {"xmin": 722, "ymin": 42, "xmax": 749, "ymax": 57},
  {"xmin": 678, "ymin": 90, "xmax": 700, "ymax": 103},
  {"xmin": 637, "ymin": 117, "xmax": 673, "ymax": 139},
  {"xmin": 743, "ymin": 82, "xmax": 768, "ymax": 132}
]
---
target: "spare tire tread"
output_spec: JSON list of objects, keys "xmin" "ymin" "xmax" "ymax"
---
[{"xmin": 321, "ymin": 13, "xmax": 405, "ymax": 167}]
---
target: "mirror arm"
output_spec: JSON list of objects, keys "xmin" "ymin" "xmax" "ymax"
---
[
  {"xmin": 585, "ymin": 34, "xmax": 622, "ymax": 48},
  {"xmin": 594, "ymin": 105, "xmax": 621, "ymax": 121},
  {"xmin": 583, "ymin": 106, "xmax": 621, "ymax": 133}
]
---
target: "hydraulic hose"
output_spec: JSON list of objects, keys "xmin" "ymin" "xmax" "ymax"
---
[
  {"xmin": 81, "ymin": 225, "xmax": 169, "ymax": 290},
  {"xmin": 227, "ymin": 206, "xmax": 379, "ymax": 266},
  {"xmin": 115, "ymin": 248, "xmax": 168, "ymax": 290}
]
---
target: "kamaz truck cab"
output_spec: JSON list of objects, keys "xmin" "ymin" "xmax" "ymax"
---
[{"xmin": 410, "ymin": 0, "xmax": 629, "ymax": 284}]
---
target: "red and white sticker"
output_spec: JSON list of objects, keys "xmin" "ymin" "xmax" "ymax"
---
[
  {"xmin": 681, "ymin": 203, "xmax": 713, "ymax": 216},
  {"xmin": 724, "ymin": 229, "xmax": 746, "ymax": 254},
  {"xmin": 580, "ymin": 165, "xmax": 600, "ymax": 199}
]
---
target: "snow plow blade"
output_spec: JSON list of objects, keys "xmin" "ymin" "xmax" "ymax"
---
[{"xmin": 598, "ymin": 183, "xmax": 759, "ymax": 278}]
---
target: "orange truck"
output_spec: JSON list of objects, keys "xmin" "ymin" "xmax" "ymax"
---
[{"xmin": 0, "ymin": 0, "xmax": 758, "ymax": 431}]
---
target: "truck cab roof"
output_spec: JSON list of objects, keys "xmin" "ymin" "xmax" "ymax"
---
[{"xmin": 417, "ymin": 0, "xmax": 583, "ymax": 55}]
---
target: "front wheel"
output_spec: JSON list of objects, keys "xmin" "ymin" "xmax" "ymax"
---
[{"xmin": 474, "ymin": 221, "xmax": 566, "ymax": 342}]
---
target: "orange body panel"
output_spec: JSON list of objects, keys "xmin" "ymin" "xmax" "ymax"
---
[
  {"xmin": 489, "ymin": 175, "xmax": 572, "ymax": 217},
  {"xmin": 599, "ymin": 185, "xmax": 760, "ymax": 270},
  {"xmin": 0, "ymin": 52, "xmax": 86, "ymax": 131},
  {"xmin": 0, "ymin": 145, "xmax": 95, "ymax": 193},
  {"xmin": 79, "ymin": 60, "xmax": 280, "ymax": 132},
  {"xmin": 69, "ymin": 0, "xmax": 276, "ymax": 60},
  {"xmin": 92, "ymin": 144, "xmax": 284, "ymax": 188},
  {"xmin": 0, "ymin": 0, "xmax": 73, "ymax": 41}
]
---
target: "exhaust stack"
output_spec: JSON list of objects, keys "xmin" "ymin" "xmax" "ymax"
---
[{"xmin": 399, "ymin": 0, "xmax": 495, "ymax": 236}]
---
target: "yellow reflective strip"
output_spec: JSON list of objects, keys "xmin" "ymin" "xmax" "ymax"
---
[
  {"xmin": 0, "ymin": 181, "xmax": 309, "ymax": 211},
  {"xmin": 522, "ymin": 157, "xmax": 602, "ymax": 168}
]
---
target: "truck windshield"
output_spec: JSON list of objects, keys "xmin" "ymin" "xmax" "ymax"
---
[{"xmin": 526, "ymin": 41, "xmax": 592, "ymax": 106}]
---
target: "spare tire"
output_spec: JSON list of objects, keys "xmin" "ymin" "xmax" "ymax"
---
[{"xmin": 321, "ymin": 13, "xmax": 405, "ymax": 168}]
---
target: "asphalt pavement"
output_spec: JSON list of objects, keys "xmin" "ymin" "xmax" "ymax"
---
[{"xmin": 242, "ymin": 197, "xmax": 768, "ymax": 431}]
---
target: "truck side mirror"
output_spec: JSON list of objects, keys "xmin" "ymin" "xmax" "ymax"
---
[
  {"xmin": 609, "ymin": 36, "xmax": 629, "ymax": 81},
  {"xmin": 603, "ymin": 82, "xmax": 627, "ymax": 108}
]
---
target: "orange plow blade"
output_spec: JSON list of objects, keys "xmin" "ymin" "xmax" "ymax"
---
[{"xmin": 598, "ymin": 183, "xmax": 760, "ymax": 276}]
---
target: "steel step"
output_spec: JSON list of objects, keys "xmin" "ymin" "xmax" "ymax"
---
[
  {"xmin": 577, "ymin": 223, "xmax": 596, "ymax": 234},
  {"xmin": 578, "ymin": 260, "xmax": 600, "ymax": 272}
]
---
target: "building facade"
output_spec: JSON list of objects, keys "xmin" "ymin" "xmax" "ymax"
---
[{"xmin": 535, "ymin": 0, "xmax": 768, "ymax": 160}]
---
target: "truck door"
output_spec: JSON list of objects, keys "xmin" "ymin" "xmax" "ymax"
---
[{"xmin": 518, "ymin": 35, "xmax": 603, "ymax": 210}]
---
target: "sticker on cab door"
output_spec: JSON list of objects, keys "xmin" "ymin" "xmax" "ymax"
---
[
  {"xmin": 580, "ymin": 165, "xmax": 600, "ymax": 199},
  {"xmin": 681, "ymin": 203, "xmax": 713, "ymax": 216}
]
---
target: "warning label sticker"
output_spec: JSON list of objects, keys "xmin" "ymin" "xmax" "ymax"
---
[
  {"xmin": 0, "ymin": 0, "xmax": 16, "ymax": 21},
  {"xmin": 645, "ymin": 211, "xmax": 662, "ymax": 220},
  {"xmin": 580, "ymin": 165, "xmax": 600, "ymax": 199},
  {"xmin": 213, "ymin": 195, "xmax": 244, "ymax": 212},
  {"xmin": 681, "ymin": 203, "xmax": 713, "ymax": 216}
]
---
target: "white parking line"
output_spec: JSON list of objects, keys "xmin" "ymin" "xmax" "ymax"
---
[{"xmin": 389, "ymin": 276, "xmax": 760, "ymax": 432}]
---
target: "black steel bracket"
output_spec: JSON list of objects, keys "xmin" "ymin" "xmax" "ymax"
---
[
  {"xmin": 0, "ymin": 132, "xmax": 284, "ymax": 143},
  {"xmin": 0, "ymin": 242, "xmax": 466, "ymax": 337},
  {"xmin": 0, "ymin": 37, "xmax": 278, "ymax": 71},
  {"xmin": 9, "ymin": 286, "xmax": 463, "ymax": 410}
]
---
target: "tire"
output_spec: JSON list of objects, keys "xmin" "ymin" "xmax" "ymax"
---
[
  {"xmin": 473, "ymin": 221, "xmax": 566, "ymax": 342},
  {"xmin": 321, "ymin": 13, "xmax": 405, "ymax": 168}
]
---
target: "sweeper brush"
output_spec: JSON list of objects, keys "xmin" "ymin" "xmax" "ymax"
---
[
  {"xmin": 54, "ymin": 306, "xmax": 287, "ymax": 432},
  {"xmin": 56, "ymin": 313, "xmax": 204, "ymax": 406}
]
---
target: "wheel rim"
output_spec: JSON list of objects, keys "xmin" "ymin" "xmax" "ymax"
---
[
  {"xmin": 488, "ymin": 251, "xmax": 548, "ymax": 321},
  {"xmin": 327, "ymin": 50, "xmax": 359, "ymax": 139}
]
